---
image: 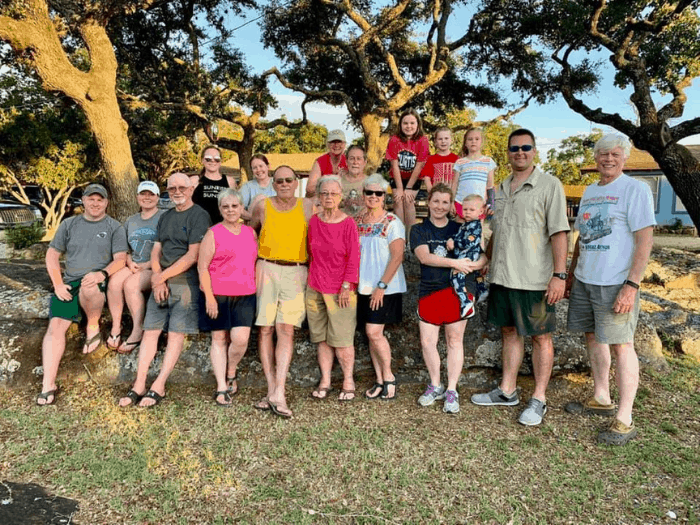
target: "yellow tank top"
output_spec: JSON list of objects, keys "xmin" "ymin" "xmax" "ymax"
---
[{"xmin": 258, "ymin": 198, "xmax": 308, "ymax": 262}]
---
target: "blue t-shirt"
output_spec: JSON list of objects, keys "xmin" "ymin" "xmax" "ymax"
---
[
  {"xmin": 123, "ymin": 210, "xmax": 165, "ymax": 264},
  {"xmin": 410, "ymin": 219, "xmax": 460, "ymax": 298}
]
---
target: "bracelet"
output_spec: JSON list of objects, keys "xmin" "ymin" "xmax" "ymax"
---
[{"xmin": 624, "ymin": 280, "xmax": 639, "ymax": 289}]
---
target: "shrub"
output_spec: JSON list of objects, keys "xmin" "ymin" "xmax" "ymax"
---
[{"xmin": 5, "ymin": 222, "xmax": 44, "ymax": 249}]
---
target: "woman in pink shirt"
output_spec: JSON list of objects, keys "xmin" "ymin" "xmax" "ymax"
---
[
  {"xmin": 197, "ymin": 188, "xmax": 258, "ymax": 407},
  {"xmin": 306, "ymin": 175, "xmax": 361, "ymax": 401}
]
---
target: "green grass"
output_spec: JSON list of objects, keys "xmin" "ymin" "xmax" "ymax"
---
[{"xmin": 1, "ymin": 356, "xmax": 699, "ymax": 524}]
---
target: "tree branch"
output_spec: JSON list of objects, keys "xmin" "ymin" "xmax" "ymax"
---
[{"xmin": 670, "ymin": 116, "xmax": 700, "ymax": 141}]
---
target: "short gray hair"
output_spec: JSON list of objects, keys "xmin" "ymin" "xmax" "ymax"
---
[
  {"xmin": 594, "ymin": 134, "xmax": 631, "ymax": 158},
  {"xmin": 217, "ymin": 187, "xmax": 242, "ymax": 207},
  {"xmin": 317, "ymin": 175, "xmax": 343, "ymax": 195},
  {"xmin": 362, "ymin": 173, "xmax": 389, "ymax": 192}
]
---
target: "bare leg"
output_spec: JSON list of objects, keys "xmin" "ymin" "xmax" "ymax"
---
[
  {"xmin": 258, "ymin": 325, "xmax": 276, "ymax": 399},
  {"xmin": 611, "ymin": 342, "xmax": 638, "ymax": 426},
  {"xmin": 444, "ymin": 320, "xmax": 468, "ymax": 391},
  {"xmin": 530, "ymin": 333, "xmax": 554, "ymax": 403},
  {"xmin": 38, "ymin": 317, "xmax": 72, "ymax": 403},
  {"xmin": 313, "ymin": 341, "xmax": 335, "ymax": 398},
  {"xmin": 226, "ymin": 326, "xmax": 251, "ymax": 395},
  {"xmin": 419, "ymin": 320, "xmax": 442, "ymax": 387},
  {"xmin": 393, "ymin": 197, "xmax": 406, "ymax": 226},
  {"xmin": 585, "ymin": 332, "xmax": 613, "ymax": 405},
  {"xmin": 79, "ymin": 283, "xmax": 106, "ymax": 353},
  {"xmin": 268, "ymin": 323, "xmax": 294, "ymax": 414},
  {"xmin": 139, "ymin": 331, "xmax": 186, "ymax": 406},
  {"xmin": 210, "ymin": 330, "xmax": 229, "ymax": 404},
  {"xmin": 120, "ymin": 270, "xmax": 151, "ymax": 348},
  {"xmin": 500, "ymin": 326, "xmax": 525, "ymax": 395},
  {"xmin": 107, "ymin": 267, "xmax": 130, "ymax": 340},
  {"xmin": 366, "ymin": 323, "xmax": 393, "ymax": 396},
  {"xmin": 119, "ymin": 328, "xmax": 160, "ymax": 406},
  {"xmin": 335, "ymin": 345, "xmax": 355, "ymax": 399},
  {"xmin": 404, "ymin": 199, "xmax": 417, "ymax": 234}
]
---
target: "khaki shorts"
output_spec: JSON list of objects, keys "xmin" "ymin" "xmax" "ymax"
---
[
  {"xmin": 255, "ymin": 259, "xmax": 308, "ymax": 327},
  {"xmin": 306, "ymin": 287, "xmax": 357, "ymax": 347},
  {"xmin": 567, "ymin": 277, "xmax": 640, "ymax": 344}
]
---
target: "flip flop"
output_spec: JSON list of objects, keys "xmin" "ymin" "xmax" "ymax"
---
[
  {"xmin": 36, "ymin": 388, "xmax": 58, "ymax": 406},
  {"xmin": 139, "ymin": 390, "xmax": 165, "ymax": 408},
  {"xmin": 268, "ymin": 400, "xmax": 293, "ymax": 419},
  {"xmin": 254, "ymin": 397, "xmax": 271, "ymax": 411},
  {"xmin": 311, "ymin": 385, "xmax": 333, "ymax": 399},
  {"xmin": 82, "ymin": 332, "xmax": 103, "ymax": 354},
  {"xmin": 214, "ymin": 390, "xmax": 232, "ymax": 407},
  {"xmin": 119, "ymin": 389, "xmax": 144, "ymax": 407},
  {"xmin": 339, "ymin": 389, "xmax": 356, "ymax": 402},
  {"xmin": 117, "ymin": 339, "xmax": 141, "ymax": 355},
  {"xmin": 106, "ymin": 333, "xmax": 122, "ymax": 350}
]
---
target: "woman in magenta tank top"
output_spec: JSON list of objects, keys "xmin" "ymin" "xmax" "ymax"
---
[{"xmin": 197, "ymin": 188, "xmax": 258, "ymax": 407}]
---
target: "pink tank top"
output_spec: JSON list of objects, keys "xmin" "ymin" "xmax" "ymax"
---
[{"xmin": 208, "ymin": 223, "xmax": 257, "ymax": 296}]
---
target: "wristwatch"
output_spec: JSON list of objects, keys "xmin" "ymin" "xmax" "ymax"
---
[
  {"xmin": 342, "ymin": 282, "xmax": 351, "ymax": 290},
  {"xmin": 624, "ymin": 279, "xmax": 640, "ymax": 289},
  {"xmin": 377, "ymin": 281, "xmax": 388, "ymax": 290},
  {"xmin": 553, "ymin": 272, "xmax": 568, "ymax": 280}
]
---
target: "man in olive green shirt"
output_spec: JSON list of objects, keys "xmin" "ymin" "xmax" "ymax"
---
[{"xmin": 471, "ymin": 129, "xmax": 570, "ymax": 426}]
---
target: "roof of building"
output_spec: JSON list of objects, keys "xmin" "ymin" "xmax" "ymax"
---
[{"xmin": 582, "ymin": 144, "xmax": 700, "ymax": 173}]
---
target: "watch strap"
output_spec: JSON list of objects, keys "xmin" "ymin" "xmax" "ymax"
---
[{"xmin": 624, "ymin": 280, "xmax": 640, "ymax": 289}]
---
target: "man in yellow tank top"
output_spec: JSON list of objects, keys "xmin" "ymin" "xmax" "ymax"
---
[{"xmin": 250, "ymin": 166, "xmax": 315, "ymax": 418}]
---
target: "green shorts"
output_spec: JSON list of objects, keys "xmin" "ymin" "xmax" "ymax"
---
[
  {"xmin": 49, "ymin": 279, "xmax": 107, "ymax": 323},
  {"xmin": 487, "ymin": 284, "xmax": 556, "ymax": 336}
]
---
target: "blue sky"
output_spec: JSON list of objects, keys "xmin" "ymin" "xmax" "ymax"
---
[{"xmin": 224, "ymin": 6, "xmax": 700, "ymax": 155}]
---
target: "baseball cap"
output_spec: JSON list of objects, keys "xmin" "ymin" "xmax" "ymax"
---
[
  {"xmin": 137, "ymin": 180, "xmax": 160, "ymax": 196},
  {"xmin": 83, "ymin": 183, "xmax": 108, "ymax": 198},
  {"xmin": 327, "ymin": 129, "xmax": 346, "ymax": 143}
]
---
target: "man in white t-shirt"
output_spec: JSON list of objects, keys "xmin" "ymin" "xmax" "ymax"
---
[{"xmin": 565, "ymin": 134, "xmax": 655, "ymax": 445}]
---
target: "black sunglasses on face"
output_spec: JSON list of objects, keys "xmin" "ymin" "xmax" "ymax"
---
[
  {"xmin": 274, "ymin": 177, "xmax": 295, "ymax": 184},
  {"xmin": 363, "ymin": 190, "xmax": 385, "ymax": 197},
  {"xmin": 508, "ymin": 145, "xmax": 534, "ymax": 153}
]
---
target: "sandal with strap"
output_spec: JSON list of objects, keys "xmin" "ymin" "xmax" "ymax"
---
[
  {"xmin": 339, "ymin": 389, "xmax": 356, "ymax": 402},
  {"xmin": 119, "ymin": 389, "xmax": 144, "ymax": 407},
  {"xmin": 82, "ymin": 332, "xmax": 103, "ymax": 354},
  {"xmin": 106, "ymin": 333, "xmax": 122, "ymax": 350},
  {"xmin": 311, "ymin": 385, "xmax": 333, "ymax": 399},
  {"xmin": 139, "ymin": 390, "xmax": 165, "ymax": 408},
  {"xmin": 364, "ymin": 382, "xmax": 384, "ymax": 400},
  {"xmin": 381, "ymin": 379, "xmax": 398, "ymax": 401},
  {"xmin": 226, "ymin": 373, "xmax": 238, "ymax": 395},
  {"xmin": 214, "ymin": 390, "xmax": 232, "ymax": 407}
]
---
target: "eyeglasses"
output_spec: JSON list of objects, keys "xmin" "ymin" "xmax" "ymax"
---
[
  {"xmin": 363, "ymin": 190, "xmax": 385, "ymax": 197},
  {"xmin": 508, "ymin": 145, "xmax": 534, "ymax": 153},
  {"xmin": 204, "ymin": 157, "xmax": 221, "ymax": 163},
  {"xmin": 319, "ymin": 191, "xmax": 341, "ymax": 198},
  {"xmin": 166, "ymin": 186, "xmax": 189, "ymax": 193},
  {"xmin": 274, "ymin": 177, "xmax": 295, "ymax": 184}
]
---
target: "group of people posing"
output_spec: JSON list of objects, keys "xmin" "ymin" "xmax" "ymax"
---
[{"xmin": 36, "ymin": 111, "xmax": 655, "ymax": 445}]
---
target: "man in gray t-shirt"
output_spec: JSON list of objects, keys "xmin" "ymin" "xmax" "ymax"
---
[
  {"xmin": 37, "ymin": 183, "xmax": 127, "ymax": 406},
  {"xmin": 119, "ymin": 172, "xmax": 211, "ymax": 408}
]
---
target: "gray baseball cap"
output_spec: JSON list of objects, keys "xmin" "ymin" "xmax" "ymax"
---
[
  {"xmin": 327, "ymin": 129, "xmax": 346, "ymax": 142},
  {"xmin": 83, "ymin": 183, "xmax": 108, "ymax": 198}
]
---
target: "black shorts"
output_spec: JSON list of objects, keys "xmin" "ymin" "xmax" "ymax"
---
[
  {"xmin": 199, "ymin": 294, "xmax": 257, "ymax": 332},
  {"xmin": 357, "ymin": 293, "xmax": 403, "ymax": 326},
  {"xmin": 390, "ymin": 178, "xmax": 421, "ymax": 191},
  {"xmin": 487, "ymin": 284, "xmax": 556, "ymax": 336}
]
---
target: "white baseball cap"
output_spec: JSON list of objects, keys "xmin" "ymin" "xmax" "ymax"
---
[{"xmin": 137, "ymin": 181, "xmax": 160, "ymax": 196}]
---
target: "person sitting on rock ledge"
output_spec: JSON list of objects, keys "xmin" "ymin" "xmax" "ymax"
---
[
  {"xmin": 37, "ymin": 183, "xmax": 128, "ymax": 406},
  {"xmin": 118, "ymin": 172, "xmax": 211, "ymax": 408},
  {"xmin": 564, "ymin": 134, "xmax": 655, "ymax": 445}
]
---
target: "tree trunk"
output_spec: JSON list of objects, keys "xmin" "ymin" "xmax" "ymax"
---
[
  {"xmin": 360, "ymin": 113, "xmax": 389, "ymax": 172},
  {"xmin": 236, "ymin": 120, "xmax": 257, "ymax": 184},
  {"xmin": 79, "ymin": 98, "xmax": 139, "ymax": 221},
  {"xmin": 654, "ymin": 145, "xmax": 700, "ymax": 231}
]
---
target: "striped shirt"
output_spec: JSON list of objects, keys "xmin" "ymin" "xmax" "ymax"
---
[{"xmin": 453, "ymin": 156, "xmax": 496, "ymax": 203}]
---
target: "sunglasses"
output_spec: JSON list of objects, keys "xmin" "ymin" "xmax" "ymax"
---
[
  {"xmin": 204, "ymin": 157, "xmax": 221, "ymax": 163},
  {"xmin": 508, "ymin": 145, "xmax": 534, "ymax": 153},
  {"xmin": 274, "ymin": 177, "xmax": 295, "ymax": 184},
  {"xmin": 363, "ymin": 190, "xmax": 385, "ymax": 197}
]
